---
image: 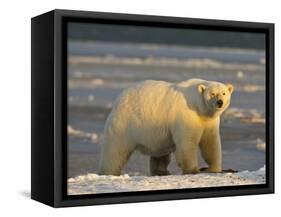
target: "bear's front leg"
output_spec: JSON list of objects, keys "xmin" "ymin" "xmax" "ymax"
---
[
  {"xmin": 174, "ymin": 130, "xmax": 202, "ymax": 174},
  {"xmin": 199, "ymin": 123, "xmax": 222, "ymax": 173}
]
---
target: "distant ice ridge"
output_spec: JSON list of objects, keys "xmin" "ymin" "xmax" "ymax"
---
[
  {"xmin": 68, "ymin": 166, "xmax": 265, "ymax": 195},
  {"xmin": 69, "ymin": 56, "xmax": 264, "ymax": 71}
]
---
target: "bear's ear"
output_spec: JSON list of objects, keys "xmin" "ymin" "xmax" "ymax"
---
[
  {"xmin": 198, "ymin": 84, "xmax": 206, "ymax": 94},
  {"xmin": 227, "ymin": 84, "xmax": 234, "ymax": 94}
]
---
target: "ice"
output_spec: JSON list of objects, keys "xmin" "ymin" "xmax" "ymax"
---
[
  {"xmin": 236, "ymin": 71, "xmax": 244, "ymax": 79},
  {"xmin": 68, "ymin": 167, "xmax": 266, "ymax": 195},
  {"xmin": 256, "ymin": 139, "xmax": 266, "ymax": 151},
  {"xmin": 68, "ymin": 125, "xmax": 99, "ymax": 143},
  {"xmin": 68, "ymin": 56, "xmax": 264, "ymax": 71}
]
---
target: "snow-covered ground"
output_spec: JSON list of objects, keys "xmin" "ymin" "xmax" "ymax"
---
[{"xmin": 68, "ymin": 166, "xmax": 265, "ymax": 195}]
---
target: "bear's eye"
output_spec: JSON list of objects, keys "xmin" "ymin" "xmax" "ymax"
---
[
  {"xmin": 222, "ymin": 92, "xmax": 226, "ymax": 96},
  {"xmin": 211, "ymin": 93, "xmax": 215, "ymax": 97}
]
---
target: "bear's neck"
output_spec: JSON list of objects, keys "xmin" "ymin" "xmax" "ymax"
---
[
  {"xmin": 203, "ymin": 109, "xmax": 222, "ymax": 119},
  {"xmin": 196, "ymin": 98, "xmax": 223, "ymax": 119}
]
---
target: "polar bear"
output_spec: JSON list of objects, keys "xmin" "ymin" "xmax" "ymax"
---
[{"xmin": 98, "ymin": 79, "xmax": 234, "ymax": 176}]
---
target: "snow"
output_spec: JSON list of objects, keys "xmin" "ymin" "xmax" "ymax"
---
[
  {"xmin": 256, "ymin": 139, "xmax": 266, "ymax": 151},
  {"xmin": 224, "ymin": 107, "xmax": 265, "ymax": 124},
  {"xmin": 68, "ymin": 125, "xmax": 99, "ymax": 143},
  {"xmin": 68, "ymin": 166, "xmax": 266, "ymax": 195},
  {"xmin": 236, "ymin": 71, "xmax": 244, "ymax": 79}
]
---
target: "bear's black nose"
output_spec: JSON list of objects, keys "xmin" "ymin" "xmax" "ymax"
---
[{"xmin": 217, "ymin": 100, "xmax": 223, "ymax": 108}]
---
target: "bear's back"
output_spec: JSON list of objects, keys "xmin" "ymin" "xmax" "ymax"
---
[
  {"xmin": 114, "ymin": 80, "xmax": 176, "ymax": 118},
  {"xmin": 105, "ymin": 80, "xmax": 180, "ymax": 135}
]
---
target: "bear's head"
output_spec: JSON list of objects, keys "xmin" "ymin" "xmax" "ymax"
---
[{"xmin": 198, "ymin": 82, "xmax": 234, "ymax": 116}]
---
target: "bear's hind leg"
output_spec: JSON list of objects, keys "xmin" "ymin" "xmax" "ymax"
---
[
  {"xmin": 98, "ymin": 141, "xmax": 134, "ymax": 176},
  {"xmin": 150, "ymin": 154, "xmax": 171, "ymax": 176}
]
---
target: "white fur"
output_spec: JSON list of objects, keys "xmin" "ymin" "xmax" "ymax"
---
[{"xmin": 99, "ymin": 79, "xmax": 234, "ymax": 175}]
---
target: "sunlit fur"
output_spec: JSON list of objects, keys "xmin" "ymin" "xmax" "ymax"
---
[{"xmin": 98, "ymin": 79, "xmax": 234, "ymax": 175}]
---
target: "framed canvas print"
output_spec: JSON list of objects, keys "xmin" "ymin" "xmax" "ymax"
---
[{"xmin": 31, "ymin": 9, "xmax": 274, "ymax": 207}]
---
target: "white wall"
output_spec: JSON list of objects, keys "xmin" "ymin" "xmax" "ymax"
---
[{"xmin": 0, "ymin": 0, "xmax": 279, "ymax": 215}]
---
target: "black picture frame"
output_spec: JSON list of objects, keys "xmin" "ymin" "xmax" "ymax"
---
[{"xmin": 31, "ymin": 9, "xmax": 274, "ymax": 207}]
